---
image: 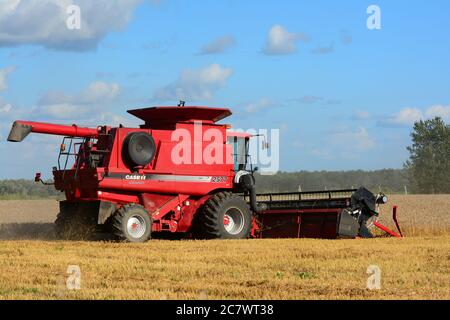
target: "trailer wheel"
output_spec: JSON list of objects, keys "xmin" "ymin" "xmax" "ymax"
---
[
  {"xmin": 112, "ymin": 204, "xmax": 152, "ymax": 243},
  {"xmin": 198, "ymin": 192, "xmax": 252, "ymax": 239}
]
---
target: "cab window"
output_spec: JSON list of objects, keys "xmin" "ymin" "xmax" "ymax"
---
[{"xmin": 227, "ymin": 136, "xmax": 248, "ymax": 171}]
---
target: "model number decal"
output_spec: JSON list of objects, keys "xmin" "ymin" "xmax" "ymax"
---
[{"xmin": 211, "ymin": 176, "xmax": 227, "ymax": 183}]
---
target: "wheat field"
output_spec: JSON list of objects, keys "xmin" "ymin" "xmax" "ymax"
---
[
  {"xmin": 0, "ymin": 195, "xmax": 449, "ymax": 300},
  {"xmin": 377, "ymin": 195, "xmax": 450, "ymax": 236}
]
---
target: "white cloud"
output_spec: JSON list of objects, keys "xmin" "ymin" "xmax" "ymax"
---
[
  {"xmin": 79, "ymin": 81, "xmax": 120, "ymax": 102},
  {"xmin": 0, "ymin": 66, "xmax": 15, "ymax": 91},
  {"xmin": 425, "ymin": 105, "xmax": 450, "ymax": 121},
  {"xmin": 395, "ymin": 108, "xmax": 423, "ymax": 124},
  {"xmin": 262, "ymin": 25, "xmax": 309, "ymax": 55},
  {"xmin": 0, "ymin": 103, "xmax": 12, "ymax": 114},
  {"xmin": 200, "ymin": 35, "xmax": 235, "ymax": 55},
  {"xmin": 380, "ymin": 105, "xmax": 450, "ymax": 127},
  {"xmin": 0, "ymin": 100, "xmax": 13, "ymax": 139},
  {"xmin": 40, "ymin": 103, "xmax": 87, "ymax": 119},
  {"xmin": 0, "ymin": 1, "xmax": 21, "ymax": 14},
  {"xmin": 0, "ymin": 0, "xmax": 142, "ymax": 51},
  {"xmin": 243, "ymin": 97, "xmax": 275, "ymax": 113},
  {"xmin": 352, "ymin": 110, "xmax": 371, "ymax": 121},
  {"xmin": 99, "ymin": 112, "xmax": 139, "ymax": 128},
  {"xmin": 153, "ymin": 64, "xmax": 232, "ymax": 101},
  {"xmin": 38, "ymin": 81, "xmax": 121, "ymax": 119},
  {"xmin": 331, "ymin": 126, "xmax": 376, "ymax": 151},
  {"xmin": 380, "ymin": 107, "xmax": 423, "ymax": 127},
  {"xmin": 0, "ymin": 80, "xmax": 130, "ymax": 130},
  {"xmin": 39, "ymin": 81, "xmax": 120, "ymax": 105},
  {"xmin": 0, "ymin": 99, "xmax": 31, "ymax": 123},
  {"xmin": 305, "ymin": 126, "xmax": 376, "ymax": 161},
  {"xmin": 0, "ymin": 66, "xmax": 15, "ymax": 129}
]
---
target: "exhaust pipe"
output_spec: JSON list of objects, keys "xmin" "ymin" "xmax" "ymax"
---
[
  {"xmin": 248, "ymin": 185, "xmax": 262, "ymax": 213},
  {"xmin": 239, "ymin": 173, "xmax": 263, "ymax": 213}
]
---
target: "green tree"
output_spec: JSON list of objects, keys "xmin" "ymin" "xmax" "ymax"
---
[{"xmin": 405, "ymin": 117, "xmax": 450, "ymax": 194}]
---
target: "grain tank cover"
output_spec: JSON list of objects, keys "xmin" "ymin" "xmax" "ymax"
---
[{"xmin": 127, "ymin": 106, "xmax": 232, "ymax": 125}]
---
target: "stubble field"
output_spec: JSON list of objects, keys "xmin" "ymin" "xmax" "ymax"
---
[{"xmin": 0, "ymin": 195, "xmax": 449, "ymax": 300}]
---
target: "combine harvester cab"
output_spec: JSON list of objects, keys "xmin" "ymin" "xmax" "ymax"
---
[{"xmin": 6, "ymin": 104, "xmax": 402, "ymax": 242}]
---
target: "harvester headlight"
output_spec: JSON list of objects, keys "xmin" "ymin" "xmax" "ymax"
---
[{"xmin": 376, "ymin": 194, "xmax": 388, "ymax": 204}]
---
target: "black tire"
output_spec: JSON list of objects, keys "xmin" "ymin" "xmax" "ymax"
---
[
  {"xmin": 112, "ymin": 204, "xmax": 152, "ymax": 243},
  {"xmin": 197, "ymin": 192, "xmax": 252, "ymax": 239},
  {"xmin": 54, "ymin": 206, "xmax": 97, "ymax": 240},
  {"xmin": 122, "ymin": 132, "xmax": 156, "ymax": 168}
]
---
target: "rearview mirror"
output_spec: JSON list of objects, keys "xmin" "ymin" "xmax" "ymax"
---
[{"xmin": 34, "ymin": 172, "xmax": 54, "ymax": 186}]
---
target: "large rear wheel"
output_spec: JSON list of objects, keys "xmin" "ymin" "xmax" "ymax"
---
[
  {"xmin": 197, "ymin": 192, "xmax": 252, "ymax": 239},
  {"xmin": 112, "ymin": 204, "xmax": 152, "ymax": 243}
]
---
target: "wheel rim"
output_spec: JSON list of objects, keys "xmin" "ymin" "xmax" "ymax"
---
[
  {"xmin": 223, "ymin": 207, "xmax": 245, "ymax": 235},
  {"xmin": 127, "ymin": 215, "xmax": 147, "ymax": 239}
]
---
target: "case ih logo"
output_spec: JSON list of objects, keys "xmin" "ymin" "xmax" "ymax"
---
[{"xmin": 125, "ymin": 174, "xmax": 147, "ymax": 181}]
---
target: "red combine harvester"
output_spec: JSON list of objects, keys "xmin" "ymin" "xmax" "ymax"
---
[{"xmin": 7, "ymin": 105, "xmax": 402, "ymax": 242}]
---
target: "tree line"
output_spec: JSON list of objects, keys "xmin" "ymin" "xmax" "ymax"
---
[
  {"xmin": 0, "ymin": 179, "xmax": 60, "ymax": 199},
  {"xmin": 255, "ymin": 117, "xmax": 450, "ymax": 195},
  {"xmin": 254, "ymin": 169, "xmax": 410, "ymax": 194},
  {"xmin": 0, "ymin": 169, "xmax": 411, "ymax": 199},
  {"xmin": 404, "ymin": 117, "xmax": 450, "ymax": 194},
  {"xmin": 0, "ymin": 117, "xmax": 448, "ymax": 198}
]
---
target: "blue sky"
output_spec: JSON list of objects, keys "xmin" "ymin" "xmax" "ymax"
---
[{"xmin": 0, "ymin": 0, "xmax": 450, "ymax": 179}]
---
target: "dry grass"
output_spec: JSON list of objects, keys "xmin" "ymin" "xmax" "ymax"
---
[
  {"xmin": 0, "ymin": 237, "xmax": 448, "ymax": 300},
  {"xmin": 0, "ymin": 200, "xmax": 58, "ymax": 224},
  {"xmin": 0, "ymin": 195, "xmax": 448, "ymax": 300},
  {"xmin": 378, "ymin": 195, "xmax": 450, "ymax": 236}
]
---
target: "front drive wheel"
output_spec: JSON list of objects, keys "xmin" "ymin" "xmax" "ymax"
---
[
  {"xmin": 112, "ymin": 204, "xmax": 152, "ymax": 243},
  {"xmin": 198, "ymin": 192, "xmax": 252, "ymax": 239}
]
